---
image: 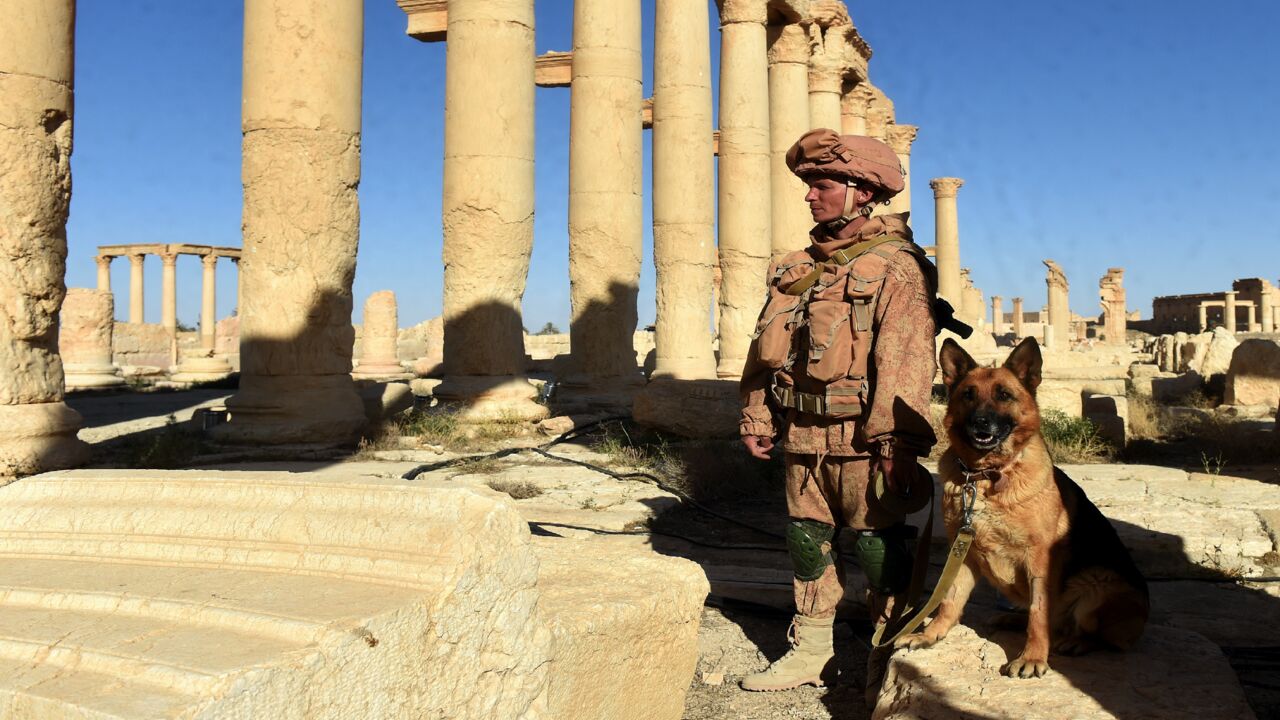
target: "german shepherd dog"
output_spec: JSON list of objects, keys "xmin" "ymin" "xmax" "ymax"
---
[{"xmin": 895, "ymin": 337, "xmax": 1149, "ymax": 678}]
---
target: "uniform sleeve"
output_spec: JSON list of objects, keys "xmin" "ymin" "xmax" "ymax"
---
[
  {"xmin": 863, "ymin": 251, "xmax": 938, "ymax": 454},
  {"xmin": 739, "ymin": 261, "xmax": 778, "ymax": 438}
]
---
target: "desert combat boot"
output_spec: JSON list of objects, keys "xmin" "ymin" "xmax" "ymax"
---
[{"xmin": 740, "ymin": 615, "xmax": 836, "ymax": 691}]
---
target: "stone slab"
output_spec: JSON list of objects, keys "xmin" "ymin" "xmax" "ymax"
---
[{"xmin": 873, "ymin": 624, "xmax": 1255, "ymax": 720}]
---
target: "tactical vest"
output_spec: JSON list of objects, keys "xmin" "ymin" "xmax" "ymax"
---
[{"xmin": 752, "ymin": 235, "xmax": 937, "ymax": 419}]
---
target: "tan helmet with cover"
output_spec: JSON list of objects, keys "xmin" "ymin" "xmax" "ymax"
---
[{"xmin": 786, "ymin": 128, "xmax": 905, "ymax": 225}]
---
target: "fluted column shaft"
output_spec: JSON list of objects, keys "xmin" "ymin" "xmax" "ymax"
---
[
  {"xmin": 650, "ymin": 0, "xmax": 716, "ymax": 379},
  {"xmin": 716, "ymin": 0, "xmax": 771, "ymax": 378},
  {"xmin": 220, "ymin": 0, "xmax": 366, "ymax": 444},
  {"xmin": 0, "ymin": 0, "xmax": 87, "ymax": 473},
  {"xmin": 930, "ymin": 178, "xmax": 964, "ymax": 307},
  {"xmin": 95, "ymin": 256, "xmax": 112, "ymax": 293},
  {"xmin": 566, "ymin": 0, "xmax": 643, "ymax": 383},
  {"xmin": 200, "ymin": 255, "xmax": 217, "ymax": 350},
  {"xmin": 767, "ymin": 22, "xmax": 812, "ymax": 256},
  {"xmin": 128, "ymin": 253, "xmax": 145, "ymax": 323}
]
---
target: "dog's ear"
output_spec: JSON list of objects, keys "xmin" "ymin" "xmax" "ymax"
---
[
  {"xmin": 1003, "ymin": 336, "xmax": 1043, "ymax": 394},
  {"xmin": 939, "ymin": 338, "xmax": 978, "ymax": 392}
]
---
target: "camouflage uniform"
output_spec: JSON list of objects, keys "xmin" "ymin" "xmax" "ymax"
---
[{"xmin": 739, "ymin": 212, "xmax": 938, "ymax": 620}]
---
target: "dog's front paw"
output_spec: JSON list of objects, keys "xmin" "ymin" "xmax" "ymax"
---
[
  {"xmin": 894, "ymin": 632, "xmax": 940, "ymax": 651},
  {"xmin": 1003, "ymin": 654, "xmax": 1050, "ymax": 679}
]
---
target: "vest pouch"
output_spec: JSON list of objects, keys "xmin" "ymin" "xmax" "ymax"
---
[
  {"xmin": 754, "ymin": 292, "xmax": 802, "ymax": 369},
  {"xmin": 806, "ymin": 298, "xmax": 854, "ymax": 383},
  {"xmin": 823, "ymin": 376, "xmax": 867, "ymax": 419}
]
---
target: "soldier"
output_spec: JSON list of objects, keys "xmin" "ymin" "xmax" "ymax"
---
[{"xmin": 739, "ymin": 128, "xmax": 939, "ymax": 693}]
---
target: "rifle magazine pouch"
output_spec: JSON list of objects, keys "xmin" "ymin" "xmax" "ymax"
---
[{"xmin": 806, "ymin": 299, "xmax": 853, "ymax": 382}]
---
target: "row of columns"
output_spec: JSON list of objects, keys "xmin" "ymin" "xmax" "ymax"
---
[
  {"xmin": 1199, "ymin": 294, "xmax": 1274, "ymax": 333},
  {"xmin": 95, "ymin": 250, "xmax": 233, "ymax": 351}
]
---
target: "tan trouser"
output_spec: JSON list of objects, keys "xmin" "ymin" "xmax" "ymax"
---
[{"xmin": 785, "ymin": 452, "xmax": 900, "ymax": 620}]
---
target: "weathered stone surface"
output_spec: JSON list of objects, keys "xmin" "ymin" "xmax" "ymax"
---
[
  {"xmin": 873, "ymin": 624, "xmax": 1255, "ymax": 720},
  {"xmin": 1152, "ymin": 371, "xmax": 1203, "ymax": 403},
  {"xmin": 59, "ymin": 288, "xmax": 124, "ymax": 390},
  {"xmin": 633, "ymin": 378, "xmax": 739, "ymax": 438},
  {"xmin": 356, "ymin": 380, "xmax": 413, "ymax": 425},
  {"xmin": 1083, "ymin": 393, "xmax": 1127, "ymax": 446},
  {"xmin": 1225, "ymin": 339, "xmax": 1280, "ymax": 407},
  {"xmin": 353, "ymin": 291, "xmax": 412, "ymax": 380},
  {"xmin": 1198, "ymin": 326, "xmax": 1239, "ymax": 376},
  {"xmin": 0, "ymin": 471, "xmax": 550, "ymax": 718},
  {"xmin": 531, "ymin": 535, "xmax": 707, "ymax": 720}
]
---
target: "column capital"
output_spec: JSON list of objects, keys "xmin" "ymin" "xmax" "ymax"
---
[
  {"xmin": 841, "ymin": 82, "xmax": 871, "ymax": 115},
  {"xmin": 991, "ymin": 295, "xmax": 1003, "ymax": 303},
  {"xmin": 767, "ymin": 22, "xmax": 811, "ymax": 65},
  {"xmin": 807, "ymin": 62, "xmax": 845, "ymax": 94},
  {"xmin": 94, "ymin": 255, "xmax": 112, "ymax": 269},
  {"xmin": 1044, "ymin": 259, "xmax": 1068, "ymax": 290},
  {"xmin": 128, "ymin": 252, "xmax": 146, "ymax": 266},
  {"xmin": 930, "ymin": 177, "xmax": 964, "ymax": 198},
  {"xmin": 887, "ymin": 124, "xmax": 918, "ymax": 155},
  {"xmin": 1225, "ymin": 290, "xmax": 1238, "ymax": 299},
  {"xmin": 159, "ymin": 251, "xmax": 178, "ymax": 267},
  {"xmin": 201, "ymin": 254, "xmax": 218, "ymax": 269},
  {"xmin": 720, "ymin": 0, "xmax": 767, "ymax": 25}
]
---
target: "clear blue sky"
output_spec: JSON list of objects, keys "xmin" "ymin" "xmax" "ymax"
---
[{"xmin": 67, "ymin": 1, "xmax": 1280, "ymax": 329}]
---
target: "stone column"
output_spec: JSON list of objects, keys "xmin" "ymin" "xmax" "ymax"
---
[
  {"xmin": 216, "ymin": 0, "xmax": 367, "ymax": 444},
  {"xmin": 59, "ymin": 289, "xmax": 124, "ymax": 390},
  {"xmin": 808, "ymin": 65, "xmax": 843, "ymax": 132},
  {"xmin": 715, "ymin": 0, "xmax": 771, "ymax": 378},
  {"xmin": 128, "ymin": 253, "xmax": 145, "ymax": 323},
  {"xmin": 1198, "ymin": 303, "xmax": 1208, "ymax": 332},
  {"xmin": 353, "ymin": 291, "xmax": 411, "ymax": 380},
  {"xmin": 1246, "ymin": 303, "xmax": 1257, "ymax": 332},
  {"xmin": 1045, "ymin": 260, "xmax": 1070, "ymax": 346},
  {"xmin": 1224, "ymin": 291, "xmax": 1237, "ymax": 333},
  {"xmin": 930, "ymin": 178, "xmax": 964, "ymax": 307},
  {"xmin": 1012, "ymin": 297, "xmax": 1024, "ymax": 338},
  {"xmin": 563, "ymin": 0, "xmax": 644, "ymax": 404},
  {"xmin": 991, "ymin": 296, "xmax": 1004, "ymax": 336},
  {"xmin": 767, "ymin": 22, "xmax": 812, "ymax": 256},
  {"xmin": 1262, "ymin": 294, "xmax": 1275, "ymax": 333},
  {"xmin": 0, "ymin": 0, "xmax": 88, "ymax": 474},
  {"xmin": 432, "ymin": 0, "xmax": 545, "ymax": 421},
  {"xmin": 200, "ymin": 255, "xmax": 217, "ymax": 350},
  {"xmin": 840, "ymin": 83, "xmax": 870, "ymax": 135},
  {"xmin": 648, "ymin": 0, "xmax": 716, "ymax": 380},
  {"xmin": 95, "ymin": 256, "xmax": 112, "ymax": 293},
  {"xmin": 160, "ymin": 251, "xmax": 178, "ymax": 336},
  {"xmin": 885, "ymin": 124, "xmax": 917, "ymax": 218}
]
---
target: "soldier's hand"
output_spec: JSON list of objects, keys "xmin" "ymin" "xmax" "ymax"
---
[
  {"xmin": 876, "ymin": 449, "xmax": 918, "ymax": 496},
  {"xmin": 743, "ymin": 435, "xmax": 775, "ymax": 460}
]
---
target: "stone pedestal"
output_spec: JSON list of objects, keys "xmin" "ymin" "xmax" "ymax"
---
[
  {"xmin": 60, "ymin": 289, "xmax": 124, "ymax": 390},
  {"xmin": 354, "ymin": 290, "xmax": 412, "ymax": 380},
  {"xmin": 1045, "ymin": 259, "xmax": 1070, "ymax": 346},
  {"xmin": 435, "ymin": 0, "xmax": 546, "ymax": 422},
  {"xmin": 930, "ymin": 178, "xmax": 964, "ymax": 308},
  {"xmin": 1012, "ymin": 297, "xmax": 1024, "ymax": 338},
  {"xmin": 767, "ymin": 22, "xmax": 812, "ymax": 257},
  {"xmin": 128, "ymin": 253, "xmax": 145, "ymax": 323},
  {"xmin": 561, "ymin": 0, "xmax": 645, "ymax": 411},
  {"xmin": 213, "ymin": 0, "xmax": 367, "ymax": 445},
  {"xmin": 0, "ymin": 0, "xmax": 88, "ymax": 475},
  {"xmin": 646, "ymin": 0, "xmax": 717, "ymax": 382},
  {"xmin": 715, "ymin": 0, "xmax": 771, "ymax": 379}
]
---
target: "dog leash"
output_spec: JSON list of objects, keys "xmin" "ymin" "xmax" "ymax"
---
[{"xmin": 871, "ymin": 472, "xmax": 980, "ymax": 648}]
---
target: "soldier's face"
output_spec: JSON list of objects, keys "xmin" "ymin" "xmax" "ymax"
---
[{"xmin": 804, "ymin": 176, "xmax": 848, "ymax": 222}]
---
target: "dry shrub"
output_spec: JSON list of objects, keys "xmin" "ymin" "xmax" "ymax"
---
[
  {"xmin": 485, "ymin": 478, "xmax": 543, "ymax": 499},
  {"xmin": 1040, "ymin": 410, "xmax": 1112, "ymax": 464}
]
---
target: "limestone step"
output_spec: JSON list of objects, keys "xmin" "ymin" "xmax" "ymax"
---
[{"xmin": 0, "ymin": 470, "xmax": 550, "ymax": 719}]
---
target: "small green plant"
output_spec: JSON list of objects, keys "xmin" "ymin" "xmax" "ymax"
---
[
  {"xmin": 486, "ymin": 478, "xmax": 543, "ymax": 499},
  {"xmin": 399, "ymin": 410, "xmax": 462, "ymax": 447},
  {"xmin": 1199, "ymin": 450, "xmax": 1227, "ymax": 475},
  {"xmin": 579, "ymin": 497, "xmax": 601, "ymax": 511},
  {"xmin": 1040, "ymin": 410, "xmax": 1111, "ymax": 463}
]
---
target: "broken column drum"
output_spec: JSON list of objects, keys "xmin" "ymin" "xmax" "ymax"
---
[
  {"xmin": 59, "ymin": 289, "xmax": 124, "ymax": 390},
  {"xmin": 216, "ymin": 0, "xmax": 368, "ymax": 444},
  {"xmin": 354, "ymin": 290, "xmax": 411, "ymax": 379},
  {"xmin": 0, "ymin": 0, "xmax": 88, "ymax": 474}
]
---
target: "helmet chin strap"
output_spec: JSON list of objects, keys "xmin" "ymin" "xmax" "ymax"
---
[{"xmin": 823, "ymin": 179, "xmax": 872, "ymax": 233}]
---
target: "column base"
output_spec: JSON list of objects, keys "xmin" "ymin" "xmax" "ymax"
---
[
  {"xmin": 0, "ymin": 402, "xmax": 89, "ymax": 476},
  {"xmin": 431, "ymin": 375, "xmax": 549, "ymax": 422},
  {"xmin": 551, "ymin": 373, "xmax": 646, "ymax": 415},
  {"xmin": 170, "ymin": 354, "xmax": 234, "ymax": 384},
  {"xmin": 209, "ymin": 374, "xmax": 366, "ymax": 446},
  {"xmin": 715, "ymin": 354, "xmax": 748, "ymax": 380},
  {"xmin": 352, "ymin": 359, "xmax": 414, "ymax": 381},
  {"xmin": 63, "ymin": 363, "xmax": 125, "ymax": 391},
  {"xmin": 633, "ymin": 377, "xmax": 738, "ymax": 438}
]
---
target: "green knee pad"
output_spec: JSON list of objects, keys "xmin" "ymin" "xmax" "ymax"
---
[
  {"xmin": 852, "ymin": 527, "xmax": 913, "ymax": 595},
  {"xmin": 787, "ymin": 519, "xmax": 837, "ymax": 582}
]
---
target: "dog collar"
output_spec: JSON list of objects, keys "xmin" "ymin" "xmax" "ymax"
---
[{"xmin": 955, "ymin": 458, "xmax": 1003, "ymax": 485}]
